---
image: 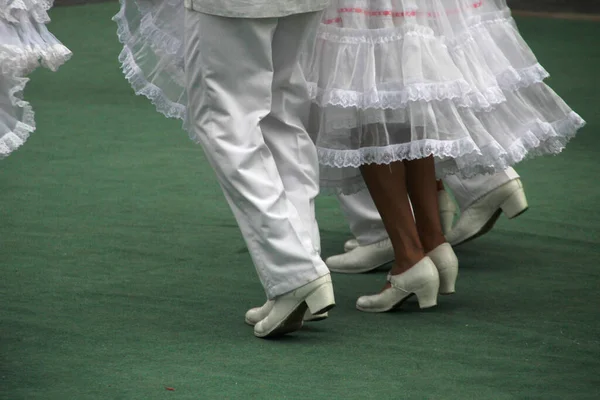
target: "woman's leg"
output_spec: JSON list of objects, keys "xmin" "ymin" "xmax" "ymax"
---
[
  {"xmin": 406, "ymin": 157, "xmax": 446, "ymax": 253},
  {"xmin": 360, "ymin": 161, "xmax": 424, "ymax": 276}
]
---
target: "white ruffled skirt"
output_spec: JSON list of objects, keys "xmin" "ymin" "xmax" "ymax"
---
[
  {"xmin": 306, "ymin": 0, "xmax": 584, "ymax": 192},
  {"xmin": 113, "ymin": 0, "xmax": 585, "ymax": 194},
  {"xmin": 113, "ymin": 0, "xmax": 188, "ymax": 129},
  {"xmin": 0, "ymin": 0, "xmax": 71, "ymax": 159}
]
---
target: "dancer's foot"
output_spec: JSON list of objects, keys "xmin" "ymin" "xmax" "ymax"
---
[
  {"xmin": 356, "ymin": 257, "xmax": 440, "ymax": 313},
  {"xmin": 446, "ymin": 179, "xmax": 528, "ymax": 246},
  {"xmin": 325, "ymin": 238, "xmax": 394, "ymax": 274},
  {"xmin": 253, "ymin": 274, "xmax": 335, "ymax": 338},
  {"xmin": 245, "ymin": 300, "xmax": 329, "ymax": 326},
  {"xmin": 427, "ymin": 243, "xmax": 458, "ymax": 295}
]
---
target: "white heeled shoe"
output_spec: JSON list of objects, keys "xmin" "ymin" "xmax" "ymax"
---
[
  {"xmin": 427, "ymin": 243, "xmax": 458, "ymax": 295},
  {"xmin": 326, "ymin": 238, "xmax": 394, "ymax": 274},
  {"xmin": 438, "ymin": 190, "xmax": 458, "ymax": 236},
  {"xmin": 356, "ymin": 257, "xmax": 439, "ymax": 313},
  {"xmin": 245, "ymin": 300, "xmax": 328, "ymax": 326},
  {"xmin": 446, "ymin": 179, "xmax": 528, "ymax": 246},
  {"xmin": 254, "ymin": 274, "xmax": 335, "ymax": 338}
]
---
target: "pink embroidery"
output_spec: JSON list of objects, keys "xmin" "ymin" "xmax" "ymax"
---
[{"xmin": 323, "ymin": 1, "xmax": 484, "ymax": 24}]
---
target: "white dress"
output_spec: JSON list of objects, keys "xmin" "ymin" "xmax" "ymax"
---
[
  {"xmin": 113, "ymin": 0, "xmax": 585, "ymax": 193},
  {"xmin": 0, "ymin": 0, "xmax": 71, "ymax": 158}
]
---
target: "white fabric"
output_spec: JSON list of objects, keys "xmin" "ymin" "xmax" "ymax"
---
[
  {"xmin": 112, "ymin": 0, "xmax": 584, "ymax": 196},
  {"xmin": 184, "ymin": 9, "xmax": 329, "ymax": 298},
  {"xmin": 305, "ymin": 0, "xmax": 584, "ymax": 193},
  {"xmin": 338, "ymin": 167, "xmax": 517, "ymax": 245},
  {"xmin": 0, "ymin": 0, "xmax": 71, "ymax": 159},
  {"xmin": 337, "ymin": 188, "xmax": 389, "ymax": 246},
  {"xmin": 184, "ymin": 0, "xmax": 329, "ymax": 18},
  {"xmin": 445, "ymin": 165, "xmax": 518, "ymax": 211}
]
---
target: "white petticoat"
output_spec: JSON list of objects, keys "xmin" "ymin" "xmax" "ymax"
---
[
  {"xmin": 113, "ymin": 0, "xmax": 188, "ymax": 130},
  {"xmin": 306, "ymin": 0, "xmax": 584, "ymax": 192},
  {"xmin": 0, "ymin": 0, "xmax": 71, "ymax": 159},
  {"xmin": 112, "ymin": 0, "xmax": 585, "ymax": 194}
]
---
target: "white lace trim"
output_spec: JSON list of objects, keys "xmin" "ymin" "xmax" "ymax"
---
[
  {"xmin": 310, "ymin": 63, "xmax": 549, "ymax": 116},
  {"xmin": 319, "ymin": 111, "xmax": 584, "ymax": 195},
  {"xmin": 308, "ymin": 11, "xmax": 551, "ymax": 111},
  {"xmin": 113, "ymin": 0, "xmax": 188, "ymax": 129},
  {"xmin": 0, "ymin": 43, "xmax": 71, "ymax": 75},
  {"xmin": 117, "ymin": 46, "xmax": 187, "ymax": 121},
  {"xmin": 318, "ymin": 111, "xmax": 584, "ymax": 171},
  {"xmin": 0, "ymin": 0, "xmax": 53, "ymax": 24},
  {"xmin": 0, "ymin": 76, "xmax": 36, "ymax": 159}
]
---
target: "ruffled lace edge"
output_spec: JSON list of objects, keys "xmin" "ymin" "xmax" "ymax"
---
[
  {"xmin": 318, "ymin": 112, "xmax": 585, "ymax": 195},
  {"xmin": 117, "ymin": 45, "xmax": 187, "ymax": 121},
  {"xmin": 0, "ymin": 42, "xmax": 71, "ymax": 75},
  {"xmin": 317, "ymin": 111, "xmax": 585, "ymax": 192},
  {"xmin": 309, "ymin": 63, "xmax": 549, "ymax": 112},
  {"xmin": 112, "ymin": 0, "xmax": 184, "ymax": 58},
  {"xmin": 113, "ymin": 1, "xmax": 188, "ymax": 128},
  {"xmin": 0, "ymin": 76, "xmax": 36, "ymax": 159},
  {"xmin": 0, "ymin": 0, "xmax": 54, "ymax": 24}
]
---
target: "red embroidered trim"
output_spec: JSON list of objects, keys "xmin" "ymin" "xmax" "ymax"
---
[{"xmin": 323, "ymin": 1, "xmax": 484, "ymax": 24}]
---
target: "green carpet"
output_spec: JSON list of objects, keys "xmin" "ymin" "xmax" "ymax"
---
[{"xmin": 1, "ymin": 4, "xmax": 599, "ymax": 399}]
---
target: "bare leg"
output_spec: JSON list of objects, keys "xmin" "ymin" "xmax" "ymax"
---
[
  {"xmin": 406, "ymin": 157, "xmax": 446, "ymax": 253},
  {"xmin": 360, "ymin": 161, "xmax": 425, "ymax": 291}
]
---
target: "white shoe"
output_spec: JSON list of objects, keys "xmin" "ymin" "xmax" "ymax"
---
[
  {"xmin": 356, "ymin": 257, "xmax": 440, "ymax": 313},
  {"xmin": 438, "ymin": 190, "xmax": 458, "ymax": 236},
  {"xmin": 245, "ymin": 300, "xmax": 328, "ymax": 326},
  {"xmin": 326, "ymin": 238, "xmax": 394, "ymax": 274},
  {"xmin": 446, "ymin": 179, "xmax": 528, "ymax": 246},
  {"xmin": 427, "ymin": 243, "xmax": 458, "ymax": 295},
  {"xmin": 254, "ymin": 274, "xmax": 335, "ymax": 338},
  {"xmin": 344, "ymin": 238, "xmax": 359, "ymax": 252}
]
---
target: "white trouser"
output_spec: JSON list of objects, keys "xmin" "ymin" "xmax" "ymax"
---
[
  {"xmin": 338, "ymin": 168, "xmax": 520, "ymax": 246},
  {"xmin": 184, "ymin": 9, "xmax": 328, "ymax": 298}
]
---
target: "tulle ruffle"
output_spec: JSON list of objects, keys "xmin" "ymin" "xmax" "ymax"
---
[
  {"xmin": 111, "ymin": 0, "xmax": 585, "ymax": 194},
  {"xmin": 306, "ymin": 0, "xmax": 585, "ymax": 192},
  {"xmin": 113, "ymin": 0, "xmax": 188, "ymax": 130},
  {"xmin": 0, "ymin": 74, "xmax": 35, "ymax": 159},
  {"xmin": 0, "ymin": 6, "xmax": 72, "ymax": 76},
  {"xmin": 0, "ymin": 0, "xmax": 70, "ymax": 159}
]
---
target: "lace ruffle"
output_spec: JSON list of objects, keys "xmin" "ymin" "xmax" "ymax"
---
[
  {"xmin": 1, "ymin": 0, "xmax": 69, "ymax": 159},
  {"xmin": 0, "ymin": 75, "xmax": 36, "ymax": 159},
  {"xmin": 320, "ymin": 111, "xmax": 582, "ymax": 169},
  {"xmin": 318, "ymin": 111, "xmax": 584, "ymax": 195},
  {"xmin": 113, "ymin": 0, "xmax": 188, "ymax": 129},
  {"xmin": 0, "ymin": 8, "xmax": 72, "ymax": 75},
  {"xmin": 1, "ymin": 0, "xmax": 54, "ymax": 24},
  {"xmin": 306, "ymin": 6, "xmax": 550, "ymax": 112},
  {"xmin": 111, "ymin": 0, "xmax": 585, "ymax": 188},
  {"xmin": 117, "ymin": 46, "xmax": 187, "ymax": 122}
]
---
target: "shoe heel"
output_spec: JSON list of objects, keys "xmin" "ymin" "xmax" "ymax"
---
[
  {"xmin": 500, "ymin": 188, "xmax": 528, "ymax": 219},
  {"xmin": 414, "ymin": 280, "xmax": 439, "ymax": 309},
  {"xmin": 438, "ymin": 268, "xmax": 457, "ymax": 295},
  {"xmin": 305, "ymin": 283, "xmax": 336, "ymax": 315}
]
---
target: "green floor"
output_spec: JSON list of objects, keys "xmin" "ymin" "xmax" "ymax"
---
[{"xmin": 1, "ymin": 4, "xmax": 599, "ymax": 399}]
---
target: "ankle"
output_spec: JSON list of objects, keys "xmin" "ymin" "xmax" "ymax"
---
[
  {"xmin": 391, "ymin": 253, "xmax": 425, "ymax": 275},
  {"xmin": 419, "ymin": 232, "xmax": 446, "ymax": 253}
]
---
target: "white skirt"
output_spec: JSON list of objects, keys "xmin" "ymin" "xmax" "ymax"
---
[
  {"xmin": 113, "ymin": 0, "xmax": 189, "ymax": 131},
  {"xmin": 0, "ymin": 0, "xmax": 71, "ymax": 159},
  {"xmin": 113, "ymin": 0, "xmax": 585, "ymax": 194},
  {"xmin": 306, "ymin": 0, "xmax": 584, "ymax": 192}
]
